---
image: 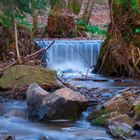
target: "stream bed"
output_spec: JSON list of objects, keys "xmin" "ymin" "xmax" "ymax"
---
[
  {"xmin": 0, "ymin": 40, "xmax": 140, "ymax": 140},
  {"xmin": 0, "ymin": 70, "xmax": 140, "ymax": 140}
]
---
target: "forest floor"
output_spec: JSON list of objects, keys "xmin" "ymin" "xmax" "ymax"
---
[{"xmin": 27, "ymin": 1, "xmax": 110, "ymax": 28}]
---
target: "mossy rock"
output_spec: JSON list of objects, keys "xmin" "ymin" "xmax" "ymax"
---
[
  {"xmin": 0, "ymin": 65, "xmax": 59, "ymax": 90},
  {"xmin": 91, "ymin": 114, "xmax": 109, "ymax": 126},
  {"xmin": 87, "ymin": 106, "xmax": 109, "ymax": 121},
  {"xmin": 91, "ymin": 111, "xmax": 121, "ymax": 126},
  {"xmin": 135, "ymin": 104, "xmax": 140, "ymax": 120},
  {"xmin": 89, "ymin": 107, "xmax": 110, "ymax": 126}
]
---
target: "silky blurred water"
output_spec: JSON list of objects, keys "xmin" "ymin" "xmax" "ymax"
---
[
  {"xmin": 0, "ymin": 100, "xmax": 112, "ymax": 140},
  {"xmin": 36, "ymin": 40, "xmax": 102, "ymax": 72}
]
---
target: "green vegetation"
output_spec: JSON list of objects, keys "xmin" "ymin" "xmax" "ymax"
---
[
  {"xmin": 135, "ymin": 104, "xmax": 140, "ymax": 120},
  {"xmin": 0, "ymin": 0, "xmax": 47, "ymax": 28},
  {"xmin": 116, "ymin": 128, "xmax": 129, "ymax": 138},
  {"xmin": 76, "ymin": 19, "xmax": 107, "ymax": 37},
  {"xmin": 91, "ymin": 114, "xmax": 109, "ymax": 126},
  {"xmin": 91, "ymin": 108, "xmax": 110, "ymax": 126}
]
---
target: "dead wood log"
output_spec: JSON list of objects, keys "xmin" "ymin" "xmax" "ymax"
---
[{"xmin": 57, "ymin": 76, "xmax": 78, "ymax": 90}]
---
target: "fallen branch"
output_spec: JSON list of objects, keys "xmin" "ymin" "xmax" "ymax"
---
[
  {"xmin": 74, "ymin": 77, "xmax": 109, "ymax": 82},
  {"xmin": 57, "ymin": 76, "xmax": 78, "ymax": 90},
  {"xmin": 0, "ymin": 61, "xmax": 17, "ymax": 73},
  {"xmin": 0, "ymin": 40, "xmax": 55, "ymax": 73},
  {"xmin": 22, "ymin": 40, "xmax": 55, "ymax": 63}
]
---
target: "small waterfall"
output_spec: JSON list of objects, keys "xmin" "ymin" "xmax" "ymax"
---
[{"xmin": 36, "ymin": 40, "xmax": 102, "ymax": 71}]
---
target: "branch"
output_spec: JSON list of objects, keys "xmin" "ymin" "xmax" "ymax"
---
[
  {"xmin": 22, "ymin": 40, "xmax": 55, "ymax": 63},
  {"xmin": 0, "ymin": 40, "xmax": 55, "ymax": 73}
]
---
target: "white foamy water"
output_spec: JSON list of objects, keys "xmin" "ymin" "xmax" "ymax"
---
[{"xmin": 36, "ymin": 40, "xmax": 102, "ymax": 72}]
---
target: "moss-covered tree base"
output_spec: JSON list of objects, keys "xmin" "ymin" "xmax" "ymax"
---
[
  {"xmin": 95, "ymin": 37, "xmax": 140, "ymax": 77},
  {"xmin": 94, "ymin": 2, "xmax": 140, "ymax": 78}
]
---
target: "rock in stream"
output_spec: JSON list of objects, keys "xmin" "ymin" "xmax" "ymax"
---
[{"xmin": 26, "ymin": 83, "xmax": 88, "ymax": 121}]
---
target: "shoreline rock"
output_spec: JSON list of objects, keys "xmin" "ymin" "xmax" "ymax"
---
[
  {"xmin": 0, "ymin": 65, "xmax": 62, "ymax": 100},
  {"xmin": 108, "ymin": 122, "xmax": 135, "ymax": 140},
  {"xmin": 26, "ymin": 83, "xmax": 88, "ymax": 121},
  {"xmin": 0, "ymin": 65, "xmax": 61, "ymax": 90},
  {"xmin": 88, "ymin": 89, "xmax": 140, "ymax": 139}
]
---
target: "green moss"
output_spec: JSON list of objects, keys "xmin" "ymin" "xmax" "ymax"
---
[
  {"xmin": 116, "ymin": 128, "xmax": 129, "ymax": 138},
  {"xmin": 99, "ymin": 33, "xmax": 110, "ymax": 58},
  {"xmin": 91, "ymin": 114, "xmax": 109, "ymax": 126},
  {"xmin": 91, "ymin": 108, "xmax": 110, "ymax": 126},
  {"xmin": 135, "ymin": 104, "xmax": 140, "ymax": 120},
  {"xmin": 0, "ymin": 65, "xmax": 57, "ymax": 89}
]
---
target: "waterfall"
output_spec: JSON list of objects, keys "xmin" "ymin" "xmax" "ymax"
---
[{"xmin": 36, "ymin": 40, "xmax": 102, "ymax": 71}]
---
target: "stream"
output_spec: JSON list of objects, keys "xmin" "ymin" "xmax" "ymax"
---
[
  {"xmin": 0, "ymin": 100, "xmax": 113, "ymax": 140},
  {"xmin": 0, "ymin": 40, "xmax": 140, "ymax": 140}
]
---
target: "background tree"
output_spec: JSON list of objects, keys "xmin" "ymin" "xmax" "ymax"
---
[
  {"xmin": 0, "ymin": 0, "xmax": 47, "ymax": 62},
  {"xmin": 82, "ymin": 0, "xmax": 94, "ymax": 24},
  {"xmin": 47, "ymin": 0, "xmax": 84, "ymax": 38},
  {"xmin": 95, "ymin": 0, "xmax": 140, "ymax": 77}
]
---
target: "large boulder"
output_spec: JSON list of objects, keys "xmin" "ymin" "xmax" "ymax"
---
[
  {"xmin": 103, "ymin": 95, "xmax": 132, "ymax": 114},
  {"xmin": 108, "ymin": 122, "xmax": 135, "ymax": 140},
  {"xmin": 0, "ymin": 65, "xmax": 60, "ymax": 90},
  {"xmin": 26, "ymin": 83, "xmax": 88, "ymax": 121},
  {"xmin": 107, "ymin": 114, "xmax": 135, "ymax": 127}
]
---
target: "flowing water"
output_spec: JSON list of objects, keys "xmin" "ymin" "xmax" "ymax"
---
[
  {"xmin": 36, "ymin": 39, "xmax": 140, "ymax": 89},
  {"xmin": 0, "ymin": 100, "xmax": 113, "ymax": 140},
  {"xmin": 36, "ymin": 40, "xmax": 101, "ymax": 71},
  {"xmin": 0, "ymin": 40, "xmax": 140, "ymax": 140},
  {"xmin": 0, "ymin": 40, "xmax": 114, "ymax": 140}
]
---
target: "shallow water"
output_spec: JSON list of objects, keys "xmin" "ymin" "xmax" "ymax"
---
[
  {"xmin": 0, "ymin": 100, "xmax": 113, "ymax": 140},
  {"xmin": 0, "ymin": 39, "xmax": 139, "ymax": 139},
  {"xmin": 59, "ymin": 70, "xmax": 140, "ymax": 90}
]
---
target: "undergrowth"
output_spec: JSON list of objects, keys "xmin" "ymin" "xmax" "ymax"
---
[{"xmin": 76, "ymin": 19, "xmax": 107, "ymax": 37}]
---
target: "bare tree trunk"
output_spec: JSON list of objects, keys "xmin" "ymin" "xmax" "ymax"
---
[
  {"xmin": 61, "ymin": 0, "xmax": 66, "ymax": 10},
  {"xmin": 32, "ymin": 9, "xmax": 39, "ymax": 36},
  {"xmin": 137, "ymin": 0, "xmax": 140, "ymax": 11},
  {"xmin": 14, "ymin": 18, "xmax": 22, "ymax": 64},
  {"xmin": 82, "ymin": 0, "xmax": 94, "ymax": 24},
  {"xmin": 66, "ymin": 0, "xmax": 73, "ymax": 13}
]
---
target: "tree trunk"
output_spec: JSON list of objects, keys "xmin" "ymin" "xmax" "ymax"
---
[
  {"xmin": 32, "ymin": 9, "xmax": 39, "ymax": 36},
  {"xmin": 94, "ymin": 0, "xmax": 140, "ymax": 77},
  {"xmin": 61, "ymin": 0, "xmax": 66, "ymax": 10},
  {"xmin": 14, "ymin": 18, "xmax": 22, "ymax": 64},
  {"xmin": 66, "ymin": 0, "xmax": 73, "ymax": 14},
  {"xmin": 71, "ymin": 0, "xmax": 83, "ymax": 15},
  {"xmin": 137, "ymin": 0, "xmax": 140, "ymax": 11},
  {"xmin": 82, "ymin": 0, "xmax": 94, "ymax": 24}
]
